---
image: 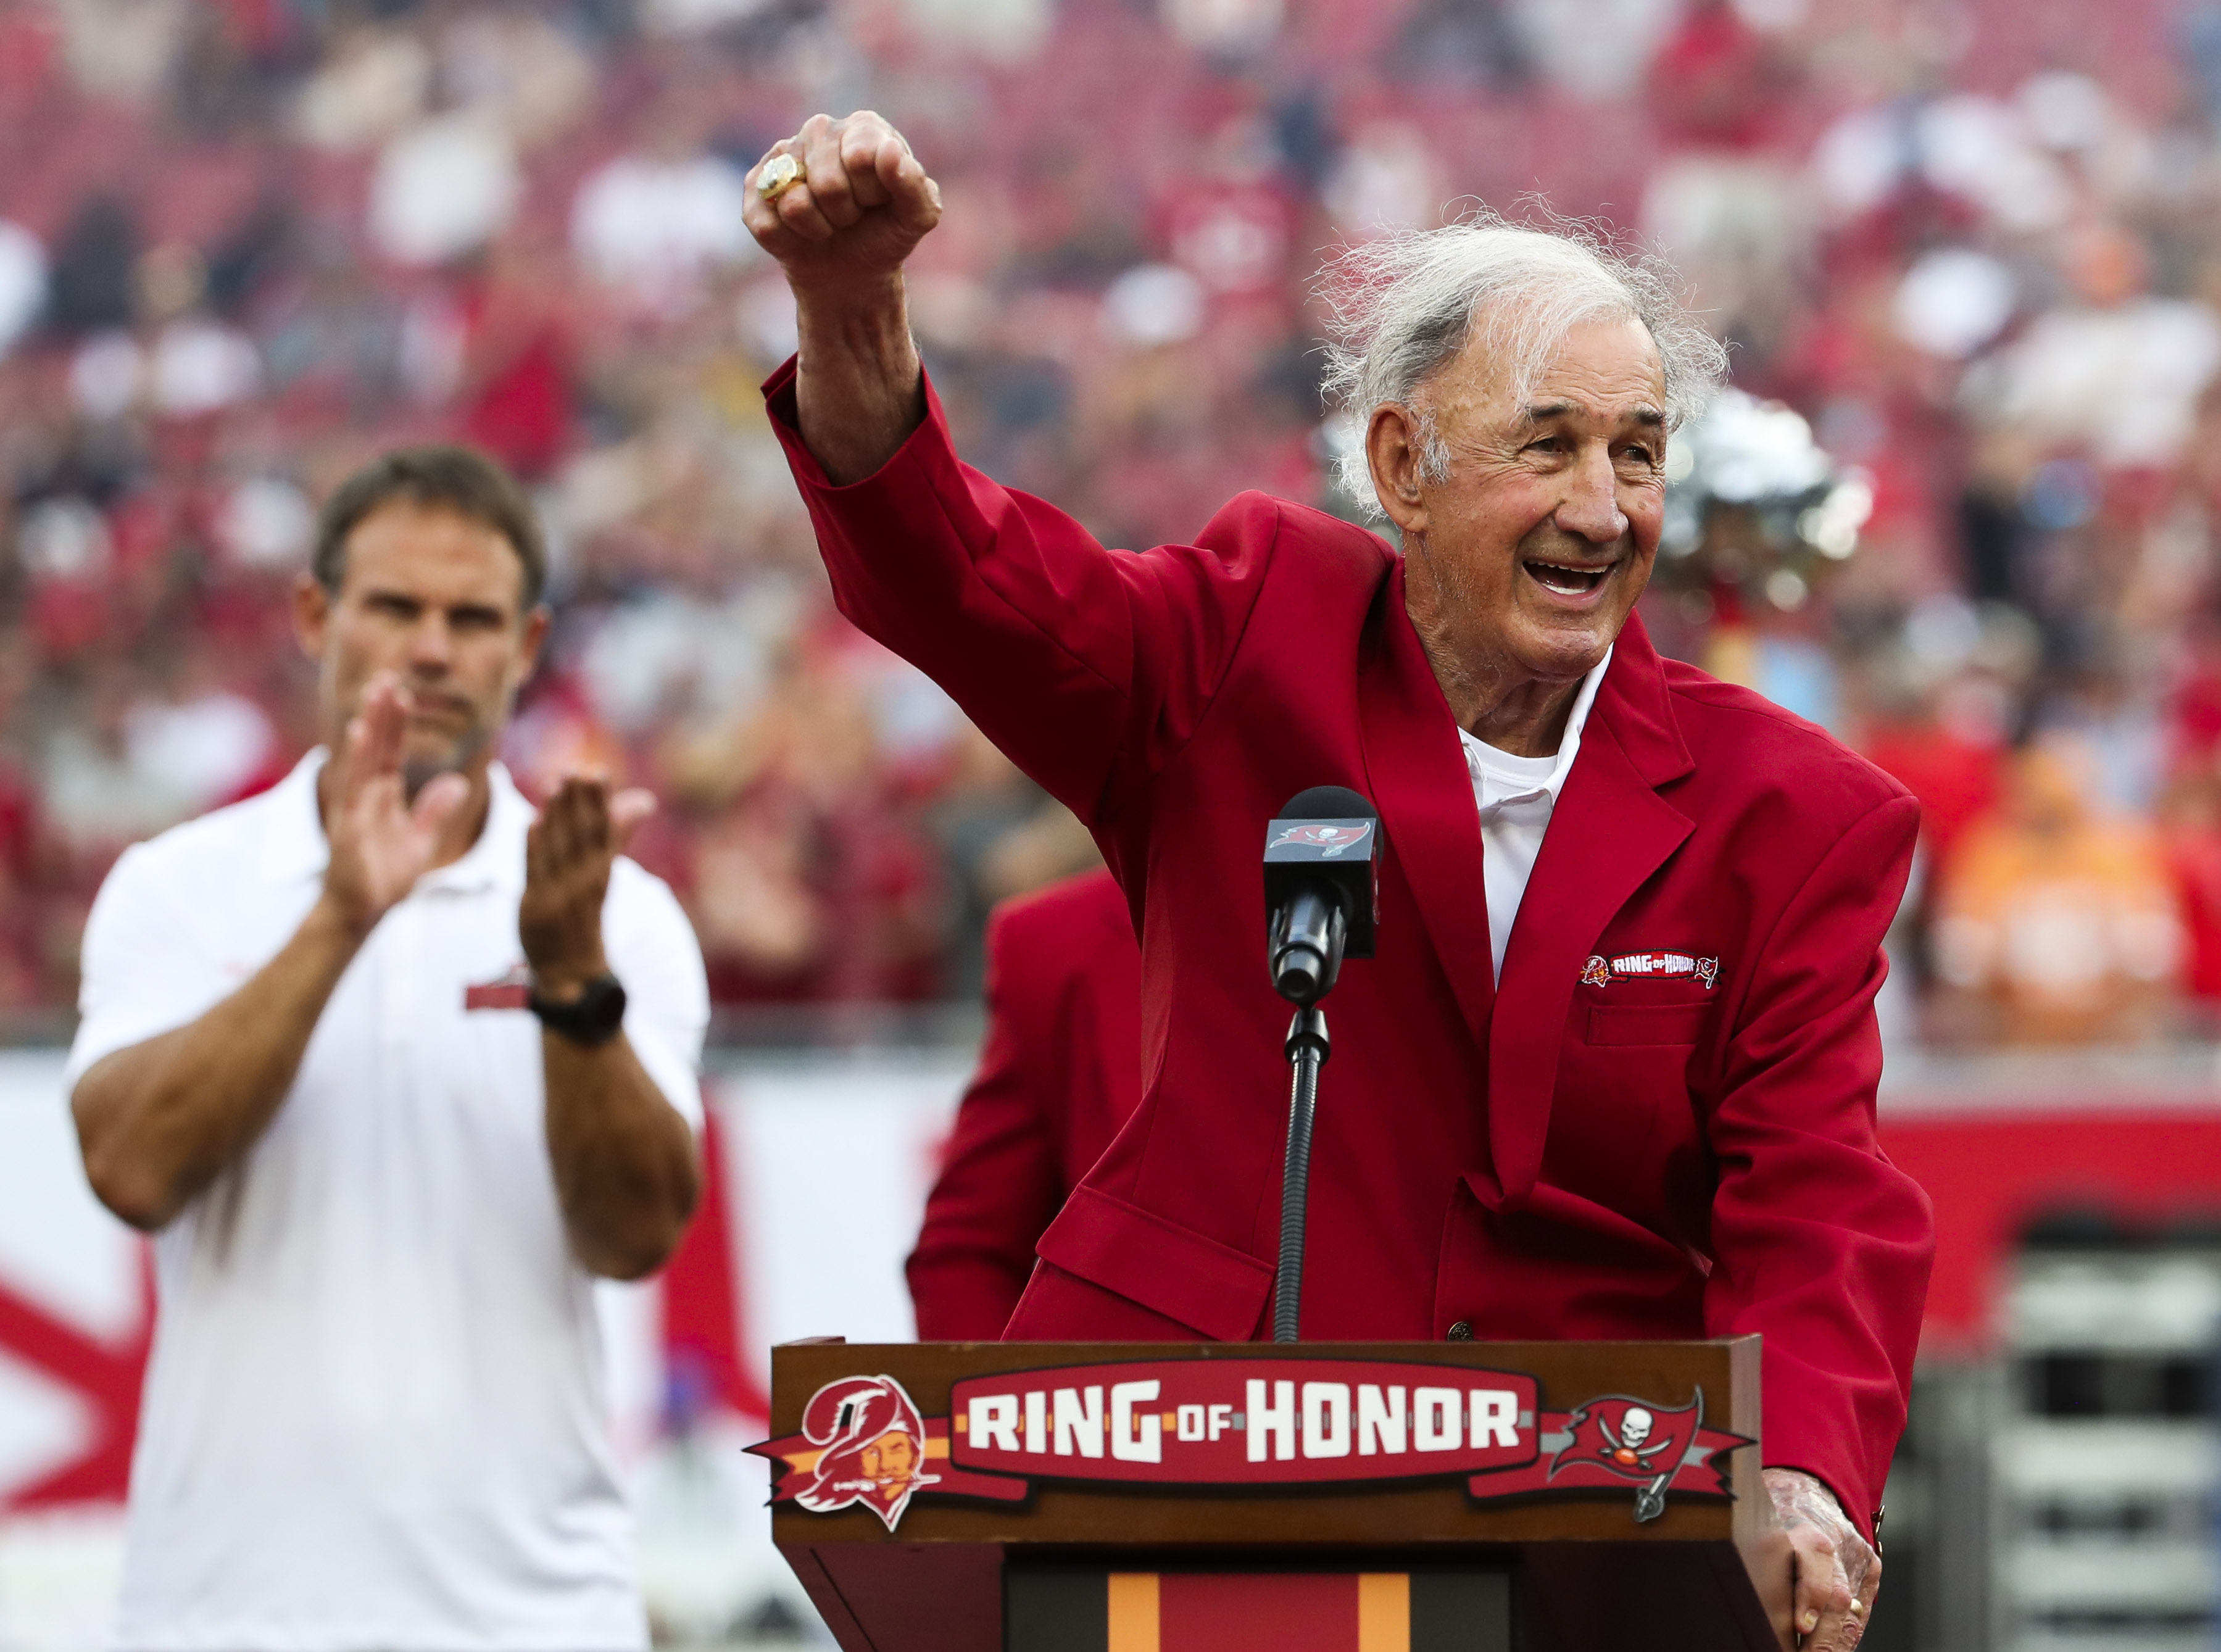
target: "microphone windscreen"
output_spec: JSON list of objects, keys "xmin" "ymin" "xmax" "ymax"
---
[
  {"xmin": 1279, "ymin": 785, "xmax": 1376, "ymax": 821},
  {"xmin": 1264, "ymin": 784, "xmax": 1380, "ymax": 960}
]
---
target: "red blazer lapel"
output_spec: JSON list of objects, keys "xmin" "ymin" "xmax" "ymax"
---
[
  {"xmin": 1485, "ymin": 617, "xmax": 1696, "ymax": 1209},
  {"xmin": 1357, "ymin": 563, "xmax": 1496, "ymax": 1055}
]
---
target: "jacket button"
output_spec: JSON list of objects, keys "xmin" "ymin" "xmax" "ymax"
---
[{"xmin": 1447, "ymin": 1321, "xmax": 1473, "ymax": 1341}]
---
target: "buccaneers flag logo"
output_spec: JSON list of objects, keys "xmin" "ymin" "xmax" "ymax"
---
[
  {"xmin": 1550, "ymin": 1394, "xmax": 1704, "ymax": 1522},
  {"xmin": 1269, "ymin": 822, "xmax": 1374, "ymax": 857},
  {"xmin": 791, "ymin": 1375, "xmax": 940, "ymax": 1531}
]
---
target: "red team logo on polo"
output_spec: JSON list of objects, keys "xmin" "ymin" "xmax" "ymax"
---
[
  {"xmin": 791, "ymin": 1376, "xmax": 939, "ymax": 1530},
  {"xmin": 1268, "ymin": 823, "xmax": 1375, "ymax": 857}
]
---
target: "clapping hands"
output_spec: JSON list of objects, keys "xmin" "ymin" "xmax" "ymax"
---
[
  {"xmin": 519, "ymin": 774, "xmax": 657, "ymax": 1000},
  {"xmin": 321, "ymin": 673, "xmax": 471, "ymax": 934}
]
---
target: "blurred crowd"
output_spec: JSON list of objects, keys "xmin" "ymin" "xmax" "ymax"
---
[{"xmin": 2, "ymin": 0, "xmax": 2221, "ymax": 1043}]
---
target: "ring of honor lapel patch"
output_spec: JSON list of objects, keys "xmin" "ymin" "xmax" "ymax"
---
[{"xmin": 1581, "ymin": 951, "xmax": 1720, "ymax": 990}]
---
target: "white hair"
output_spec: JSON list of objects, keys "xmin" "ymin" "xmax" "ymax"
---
[{"xmin": 1316, "ymin": 210, "xmax": 1728, "ymax": 518}]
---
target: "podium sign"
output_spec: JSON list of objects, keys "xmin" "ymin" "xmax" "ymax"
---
[{"xmin": 760, "ymin": 1339, "xmax": 1779, "ymax": 1652}]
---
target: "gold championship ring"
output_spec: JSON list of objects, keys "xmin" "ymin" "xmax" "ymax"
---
[{"xmin": 757, "ymin": 153, "xmax": 804, "ymax": 202}]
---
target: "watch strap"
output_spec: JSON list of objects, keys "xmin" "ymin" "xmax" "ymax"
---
[{"xmin": 528, "ymin": 972, "xmax": 628, "ymax": 1045}]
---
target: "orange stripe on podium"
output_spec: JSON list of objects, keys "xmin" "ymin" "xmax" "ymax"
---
[
  {"xmin": 1107, "ymin": 1574, "xmax": 1159, "ymax": 1652},
  {"xmin": 1358, "ymin": 1574, "xmax": 1410, "ymax": 1652}
]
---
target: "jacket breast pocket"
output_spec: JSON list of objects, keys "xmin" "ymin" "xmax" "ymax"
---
[
  {"xmin": 1585, "ymin": 1002, "xmax": 1714, "ymax": 1048},
  {"xmin": 1034, "ymin": 1185, "xmax": 1274, "ymax": 1342}
]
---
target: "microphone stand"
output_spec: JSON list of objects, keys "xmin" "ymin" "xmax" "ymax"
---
[
  {"xmin": 1263, "ymin": 818, "xmax": 1368, "ymax": 1343},
  {"xmin": 1272, "ymin": 1007, "xmax": 1329, "ymax": 1343}
]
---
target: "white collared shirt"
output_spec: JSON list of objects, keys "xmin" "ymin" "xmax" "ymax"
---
[
  {"xmin": 1459, "ymin": 648, "xmax": 1611, "ymax": 981},
  {"xmin": 66, "ymin": 753, "xmax": 708, "ymax": 1652}
]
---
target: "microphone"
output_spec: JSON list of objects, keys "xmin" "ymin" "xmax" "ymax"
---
[{"xmin": 1263, "ymin": 786, "xmax": 1379, "ymax": 1005}]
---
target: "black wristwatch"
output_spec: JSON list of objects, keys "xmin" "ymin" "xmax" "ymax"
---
[{"xmin": 528, "ymin": 972, "xmax": 628, "ymax": 1045}]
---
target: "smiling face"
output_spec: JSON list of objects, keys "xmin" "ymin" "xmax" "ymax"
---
[
  {"xmin": 294, "ymin": 502, "xmax": 547, "ymax": 794},
  {"xmin": 1368, "ymin": 311, "xmax": 1670, "ymax": 750}
]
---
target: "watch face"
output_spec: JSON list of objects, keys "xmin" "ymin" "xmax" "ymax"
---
[{"xmin": 588, "ymin": 979, "xmax": 628, "ymax": 1030}]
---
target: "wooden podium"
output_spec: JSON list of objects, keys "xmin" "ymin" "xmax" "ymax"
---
[{"xmin": 757, "ymin": 1337, "xmax": 1782, "ymax": 1652}]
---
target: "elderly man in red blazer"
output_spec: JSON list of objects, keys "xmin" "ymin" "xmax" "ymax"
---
[
  {"xmin": 745, "ymin": 113, "xmax": 1928, "ymax": 1652},
  {"xmin": 908, "ymin": 868, "xmax": 1141, "ymax": 1340}
]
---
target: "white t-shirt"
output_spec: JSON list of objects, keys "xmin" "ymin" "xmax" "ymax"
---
[
  {"xmin": 1458, "ymin": 649, "xmax": 1610, "ymax": 980},
  {"xmin": 66, "ymin": 753, "xmax": 709, "ymax": 1652}
]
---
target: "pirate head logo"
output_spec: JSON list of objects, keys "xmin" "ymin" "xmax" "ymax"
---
[
  {"xmin": 1552, "ymin": 1393, "xmax": 1704, "ymax": 1522},
  {"xmin": 791, "ymin": 1375, "xmax": 939, "ymax": 1531},
  {"xmin": 1269, "ymin": 821, "xmax": 1374, "ymax": 858},
  {"xmin": 1580, "ymin": 955, "xmax": 1611, "ymax": 987}
]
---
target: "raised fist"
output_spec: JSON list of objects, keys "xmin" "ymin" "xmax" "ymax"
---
[{"xmin": 744, "ymin": 112, "xmax": 942, "ymax": 290}]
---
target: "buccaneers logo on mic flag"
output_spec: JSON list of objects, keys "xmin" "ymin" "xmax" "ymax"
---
[
  {"xmin": 789, "ymin": 1374, "xmax": 940, "ymax": 1530},
  {"xmin": 1549, "ymin": 1395, "xmax": 1706, "ymax": 1523},
  {"xmin": 1268, "ymin": 822, "xmax": 1374, "ymax": 857}
]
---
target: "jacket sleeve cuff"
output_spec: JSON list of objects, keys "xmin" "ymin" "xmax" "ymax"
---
[{"xmin": 759, "ymin": 353, "xmax": 958, "ymax": 497}]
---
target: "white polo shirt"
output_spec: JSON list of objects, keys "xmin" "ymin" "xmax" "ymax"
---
[
  {"xmin": 1459, "ymin": 649, "xmax": 1610, "ymax": 980},
  {"xmin": 65, "ymin": 753, "xmax": 709, "ymax": 1652}
]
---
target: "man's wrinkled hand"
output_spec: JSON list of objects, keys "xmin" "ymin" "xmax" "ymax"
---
[
  {"xmin": 743, "ymin": 111, "xmax": 941, "ymax": 288},
  {"xmin": 321, "ymin": 673, "xmax": 468, "ymax": 934},
  {"xmin": 520, "ymin": 774, "xmax": 655, "ymax": 1000},
  {"xmin": 1764, "ymin": 1467, "xmax": 1880, "ymax": 1651}
]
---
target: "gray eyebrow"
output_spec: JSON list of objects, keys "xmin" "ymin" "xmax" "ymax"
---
[{"xmin": 1522, "ymin": 401, "xmax": 1666, "ymax": 429}]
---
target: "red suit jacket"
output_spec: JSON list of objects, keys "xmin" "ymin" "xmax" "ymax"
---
[
  {"xmin": 768, "ymin": 362, "xmax": 1933, "ymax": 1536},
  {"xmin": 908, "ymin": 868, "xmax": 1142, "ymax": 1340}
]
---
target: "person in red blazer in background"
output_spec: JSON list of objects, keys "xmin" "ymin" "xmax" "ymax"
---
[
  {"xmin": 908, "ymin": 868, "xmax": 1140, "ymax": 1340},
  {"xmin": 745, "ymin": 112, "xmax": 1930, "ymax": 1652}
]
